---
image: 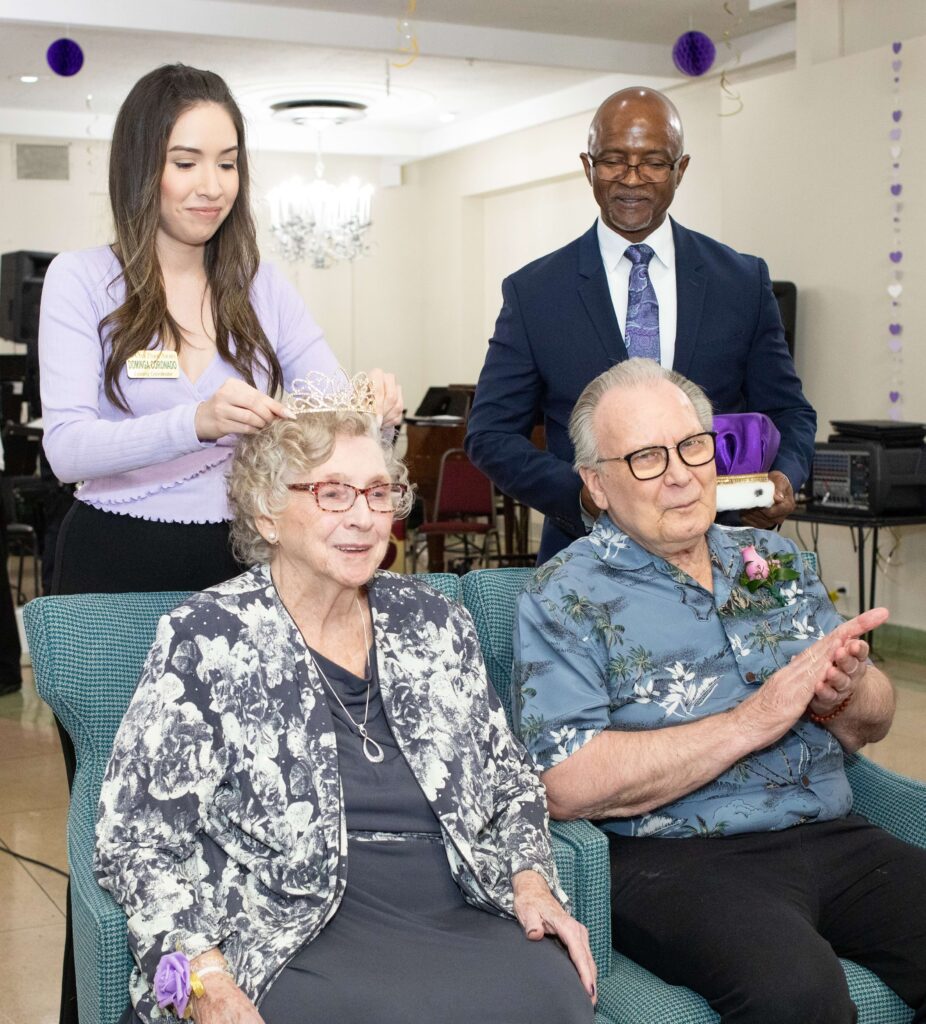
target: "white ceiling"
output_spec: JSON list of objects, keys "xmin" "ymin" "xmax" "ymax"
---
[
  {"xmin": 219, "ymin": 0, "xmax": 795, "ymax": 44},
  {"xmin": 0, "ymin": 0, "xmax": 796, "ymax": 161}
]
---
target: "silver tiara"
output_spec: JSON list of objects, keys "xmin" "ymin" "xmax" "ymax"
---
[{"xmin": 285, "ymin": 369, "xmax": 377, "ymax": 415}]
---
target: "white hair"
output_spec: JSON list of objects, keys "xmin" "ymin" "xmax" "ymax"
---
[
  {"xmin": 228, "ymin": 411, "xmax": 413, "ymax": 565},
  {"xmin": 569, "ymin": 358, "xmax": 714, "ymax": 471}
]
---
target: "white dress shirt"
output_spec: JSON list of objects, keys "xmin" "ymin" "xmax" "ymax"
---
[{"xmin": 596, "ymin": 216, "xmax": 677, "ymax": 370}]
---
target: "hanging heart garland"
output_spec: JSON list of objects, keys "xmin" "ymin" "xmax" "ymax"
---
[{"xmin": 887, "ymin": 42, "xmax": 904, "ymax": 420}]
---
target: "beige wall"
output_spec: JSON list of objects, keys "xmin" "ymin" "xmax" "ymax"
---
[
  {"xmin": 404, "ymin": 22, "xmax": 925, "ymax": 630},
  {"xmin": 0, "ymin": 143, "xmax": 426, "ymax": 396},
  {"xmin": 251, "ymin": 151, "xmax": 427, "ymax": 400},
  {"xmin": 1, "ymin": 0, "xmax": 924, "ymax": 627},
  {"xmin": 716, "ymin": 31, "xmax": 926, "ymax": 630},
  {"xmin": 407, "ymin": 77, "xmax": 726, "ymax": 392},
  {"xmin": 0, "ymin": 138, "xmax": 111, "ymax": 254}
]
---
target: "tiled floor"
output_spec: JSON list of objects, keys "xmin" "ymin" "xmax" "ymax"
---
[
  {"xmin": 1, "ymin": 626, "xmax": 924, "ymax": 1024},
  {"xmin": 0, "ymin": 667, "xmax": 69, "ymax": 1024},
  {"xmin": 861, "ymin": 657, "xmax": 926, "ymax": 780}
]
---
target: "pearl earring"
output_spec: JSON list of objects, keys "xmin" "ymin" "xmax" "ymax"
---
[{"xmin": 267, "ymin": 532, "xmax": 277, "ymax": 543}]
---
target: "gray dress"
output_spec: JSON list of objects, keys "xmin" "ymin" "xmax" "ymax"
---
[{"xmin": 258, "ymin": 644, "xmax": 593, "ymax": 1024}]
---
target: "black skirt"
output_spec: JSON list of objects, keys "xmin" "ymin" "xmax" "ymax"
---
[{"xmin": 52, "ymin": 500, "xmax": 244, "ymax": 595}]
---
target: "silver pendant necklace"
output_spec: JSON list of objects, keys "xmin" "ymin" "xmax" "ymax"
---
[{"xmin": 310, "ymin": 596, "xmax": 385, "ymax": 764}]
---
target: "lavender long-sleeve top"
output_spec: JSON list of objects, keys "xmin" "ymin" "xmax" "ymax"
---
[{"xmin": 39, "ymin": 246, "xmax": 339, "ymax": 523}]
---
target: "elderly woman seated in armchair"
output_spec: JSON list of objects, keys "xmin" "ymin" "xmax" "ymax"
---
[{"xmin": 95, "ymin": 372, "xmax": 595, "ymax": 1024}]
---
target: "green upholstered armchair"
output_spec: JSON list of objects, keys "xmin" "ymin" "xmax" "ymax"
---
[
  {"xmin": 26, "ymin": 591, "xmax": 192, "ymax": 1024},
  {"xmin": 460, "ymin": 565, "xmax": 924, "ymax": 1024},
  {"xmin": 22, "ymin": 574, "xmax": 582, "ymax": 1024}
]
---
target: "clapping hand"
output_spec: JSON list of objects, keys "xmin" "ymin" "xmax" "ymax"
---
[
  {"xmin": 807, "ymin": 633, "xmax": 873, "ymax": 720},
  {"xmin": 744, "ymin": 607, "xmax": 888, "ymax": 738}
]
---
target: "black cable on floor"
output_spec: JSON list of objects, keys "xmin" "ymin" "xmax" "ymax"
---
[{"xmin": 0, "ymin": 836, "xmax": 69, "ymax": 878}]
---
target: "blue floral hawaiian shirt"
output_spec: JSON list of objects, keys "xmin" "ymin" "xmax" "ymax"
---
[{"xmin": 512, "ymin": 516, "xmax": 854, "ymax": 838}]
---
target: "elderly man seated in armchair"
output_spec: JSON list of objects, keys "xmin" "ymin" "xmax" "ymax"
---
[{"xmin": 512, "ymin": 357, "xmax": 926, "ymax": 1024}]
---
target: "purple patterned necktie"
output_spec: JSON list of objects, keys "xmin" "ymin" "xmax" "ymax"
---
[{"xmin": 624, "ymin": 243, "xmax": 660, "ymax": 362}]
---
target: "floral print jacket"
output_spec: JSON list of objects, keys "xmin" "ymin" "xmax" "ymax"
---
[{"xmin": 95, "ymin": 565, "xmax": 562, "ymax": 1021}]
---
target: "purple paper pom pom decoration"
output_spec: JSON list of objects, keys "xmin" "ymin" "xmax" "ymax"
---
[
  {"xmin": 672, "ymin": 31, "xmax": 716, "ymax": 77},
  {"xmin": 47, "ymin": 38, "xmax": 84, "ymax": 77}
]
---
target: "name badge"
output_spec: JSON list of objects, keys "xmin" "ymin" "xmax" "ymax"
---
[{"xmin": 126, "ymin": 350, "xmax": 180, "ymax": 379}]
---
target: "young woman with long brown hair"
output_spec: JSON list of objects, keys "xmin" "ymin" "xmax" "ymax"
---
[
  {"xmin": 38, "ymin": 65, "xmax": 401, "ymax": 1024},
  {"xmin": 39, "ymin": 63, "xmax": 401, "ymax": 597}
]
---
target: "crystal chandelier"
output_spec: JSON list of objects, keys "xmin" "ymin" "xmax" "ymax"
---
[
  {"xmin": 267, "ymin": 101, "xmax": 374, "ymax": 270},
  {"xmin": 268, "ymin": 166, "xmax": 373, "ymax": 269}
]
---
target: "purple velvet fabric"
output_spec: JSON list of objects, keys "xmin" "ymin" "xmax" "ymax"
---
[{"xmin": 713, "ymin": 413, "xmax": 781, "ymax": 475}]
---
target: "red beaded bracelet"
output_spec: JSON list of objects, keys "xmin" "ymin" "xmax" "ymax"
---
[{"xmin": 809, "ymin": 692, "xmax": 852, "ymax": 724}]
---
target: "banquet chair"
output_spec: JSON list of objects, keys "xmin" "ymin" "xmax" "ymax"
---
[
  {"xmin": 0, "ymin": 476, "xmax": 40, "ymax": 603},
  {"xmin": 411, "ymin": 448, "xmax": 501, "ymax": 573},
  {"xmin": 2, "ymin": 422, "xmax": 45, "ymax": 601},
  {"xmin": 460, "ymin": 564, "xmax": 923, "ymax": 1024}
]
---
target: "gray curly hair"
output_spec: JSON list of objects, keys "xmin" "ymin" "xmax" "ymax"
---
[
  {"xmin": 228, "ymin": 412, "xmax": 413, "ymax": 565},
  {"xmin": 569, "ymin": 358, "xmax": 713, "ymax": 471}
]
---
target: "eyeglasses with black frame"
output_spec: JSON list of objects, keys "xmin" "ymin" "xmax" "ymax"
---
[
  {"xmin": 596, "ymin": 431, "xmax": 716, "ymax": 481},
  {"xmin": 287, "ymin": 481, "xmax": 408, "ymax": 513},
  {"xmin": 584, "ymin": 154, "xmax": 683, "ymax": 183}
]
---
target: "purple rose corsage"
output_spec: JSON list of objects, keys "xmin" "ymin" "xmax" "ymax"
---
[{"xmin": 153, "ymin": 951, "xmax": 204, "ymax": 1019}]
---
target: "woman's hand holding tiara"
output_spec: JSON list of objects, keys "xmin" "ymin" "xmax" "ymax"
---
[
  {"xmin": 196, "ymin": 370, "xmax": 401, "ymax": 439},
  {"xmin": 369, "ymin": 368, "xmax": 404, "ymax": 428},
  {"xmin": 195, "ymin": 378, "xmax": 296, "ymax": 441}
]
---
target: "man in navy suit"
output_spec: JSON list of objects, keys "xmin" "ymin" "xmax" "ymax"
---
[{"xmin": 465, "ymin": 87, "xmax": 816, "ymax": 562}]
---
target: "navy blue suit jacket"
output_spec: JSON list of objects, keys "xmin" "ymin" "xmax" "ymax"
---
[{"xmin": 465, "ymin": 219, "xmax": 817, "ymax": 561}]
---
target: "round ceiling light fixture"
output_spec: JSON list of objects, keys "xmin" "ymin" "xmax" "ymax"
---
[{"xmin": 270, "ymin": 99, "xmax": 367, "ymax": 126}]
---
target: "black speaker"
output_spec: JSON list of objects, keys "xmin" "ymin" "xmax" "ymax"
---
[
  {"xmin": 0, "ymin": 250, "xmax": 56, "ymax": 345},
  {"xmin": 771, "ymin": 280, "xmax": 797, "ymax": 358}
]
